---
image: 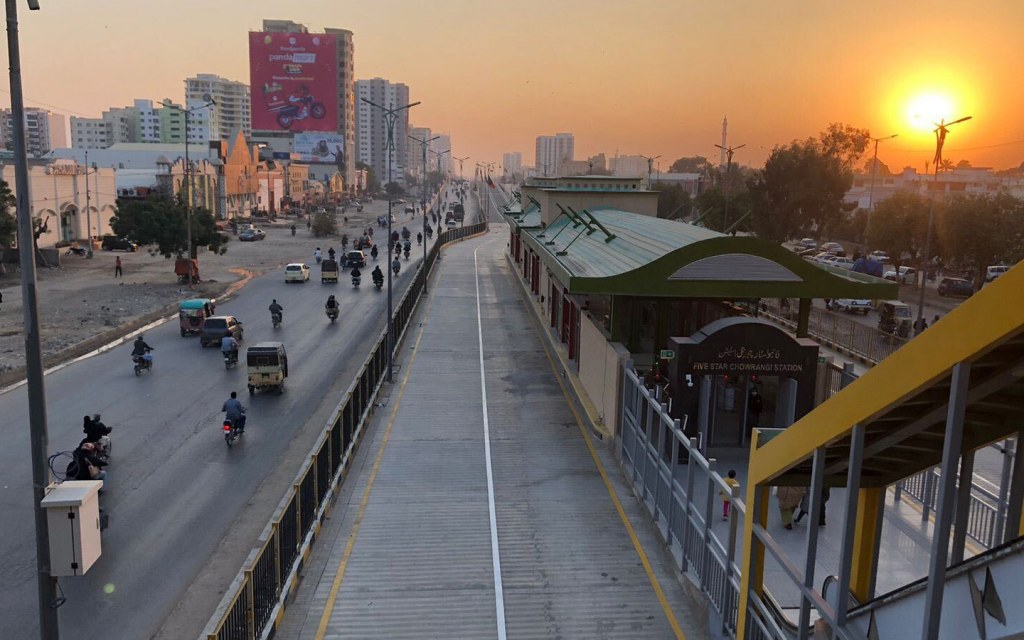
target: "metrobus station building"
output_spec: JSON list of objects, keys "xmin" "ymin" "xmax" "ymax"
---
[{"xmin": 499, "ymin": 175, "xmax": 1024, "ymax": 639}]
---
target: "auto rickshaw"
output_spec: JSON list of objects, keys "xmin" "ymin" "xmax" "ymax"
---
[
  {"xmin": 246, "ymin": 342, "xmax": 288, "ymax": 395},
  {"xmin": 321, "ymin": 258, "xmax": 339, "ymax": 284},
  {"xmin": 178, "ymin": 298, "xmax": 215, "ymax": 336},
  {"xmin": 175, "ymin": 258, "xmax": 200, "ymax": 283}
]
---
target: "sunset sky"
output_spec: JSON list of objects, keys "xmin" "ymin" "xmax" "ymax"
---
[{"xmin": 5, "ymin": 0, "xmax": 1024, "ymax": 174}]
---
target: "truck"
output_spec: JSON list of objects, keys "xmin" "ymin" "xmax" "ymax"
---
[{"xmin": 452, "ymin": 203, "xmax": 465, "ymax": 221}]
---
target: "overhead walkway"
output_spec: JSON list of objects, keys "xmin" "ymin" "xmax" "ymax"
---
[
  {"xmin": 738, "ymin": 264, "xmax": 1024, "ymax": 639},
  {"xmin": 273, "ymin": 226, "xmax": 708, "ymax": 639}
]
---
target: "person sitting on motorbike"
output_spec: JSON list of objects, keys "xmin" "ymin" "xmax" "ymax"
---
[
  {"xmin": 372, "ymin": 264, "xmax": 384, "ymax": 284},
  {"xmin": 392, "ymin": 257, "xmax": 401, "ymax": 274},
  {"xmin": 370, "ymin": 245, "xmax": 379, "ymax": 260},
  {"xmin": 403, "ymin": 240, "xmax": 411, "ymax": 253},
  {"xmin": 269, "ymin": 299, "xmax": 284, "ymax": 321},
  {"xmin": 221, "ymin": 334, "xmax": 239, "ymax": 361},
  {"xmin": 67, "ymin": 442, "xmax": 107, "ymax": 482},
  {"xmin": 131, "ymin": 335, "xmax": 153, "ymax": 359},
  {"xmin": 325, "ymin": 294, "xmax": 339, "ymax": 310},
  {"xmin": 416, "ymin": 232, "xmax": 423, "ymax": 245},
  {"xmin": 314, "ymin": 247, "xmax": 322, "ymax": 263},
  {"xmin": 81, "ymin": 414, "xmax": 112, "ymax": 448},
  {"xmin": 350, "ymin": 266, "xmax": 362, "ymax": 281},
  {"xmin": 401, "ymin": 226, "xmax": 410, "ymax": 240},
  {"xmin": 327, "ymin": 247, "xmax": 336, "ymax": 261},
  {"xmin": 222, "ymin": 391, "xmax": 246, "ymax": 432}
]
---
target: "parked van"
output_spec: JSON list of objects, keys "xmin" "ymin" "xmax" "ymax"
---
[{"xmin": 986, "ymin": 265, "xmax": 1010, "ymax": 282}]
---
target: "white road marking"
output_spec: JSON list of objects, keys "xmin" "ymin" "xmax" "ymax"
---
[{"xmin": 474, "ymin": 242, "xmax": 507, "ymax": 640}]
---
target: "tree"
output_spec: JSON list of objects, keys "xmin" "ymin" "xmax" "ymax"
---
[
  {"xmin": 651, "ymin": 182, "xmax": 692, "ymax": 220},
  {"xmin": 669, "ymin": 156, "xmax": 711, "ymax": 174},
  {"xmin": 311, "ymin": 211, "xmax": 337, "ymax": 237},
  {"xmin": 111, "ymin": 196, "xmax": 226, "ymax": 258},
  {"xmin": 0, "ymin": 178, "xmax": 17, "ymax": 249},
  {"xmin": 862, "ymin": 157, "xmax": 892, "ymax": 176},
  {"xmin": 956, "ymin": 159, "xmax": 973, "ymax": 169},
  {"xmin": 385, "ymin": 182, "xmax": 404, "ymax": 197},
  {"xmin": 817, "ymin": 122, "xmax": 870, "ymax": 171},
  {"xmin": 356, "ymin": 161, "xmax": 379, "ymax": 193},
  {"xmin": 747, "ymin": 140, "xmax": 852, "ymax": 242},
  {"xmin": 937, "ymin": 193, "xmax": 1024, "ymax": 290},
  {"xmin": 866, "ymin": 191, "xmax": 929, "ymax": 276}
]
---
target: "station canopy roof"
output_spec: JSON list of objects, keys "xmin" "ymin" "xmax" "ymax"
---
[{"xmin": 507, "ymin": 205, "xmax": 897, "ymax": 300}]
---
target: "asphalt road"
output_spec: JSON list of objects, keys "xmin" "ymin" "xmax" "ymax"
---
[{"xmin": 0, "ymin": 200, "xmax": 446, "ymax": 639}]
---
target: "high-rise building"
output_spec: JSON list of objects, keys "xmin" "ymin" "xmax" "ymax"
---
[
  {"xmin": 407, "ymin": 126, "xmax": 432, "ymax": 179},
  {"xmin": 432, "ymin": 133, "xmax": 452, "ymax": 175},
  {"xmin": 0, "ymin": 107, "xmax": 67, "ymax": 156},
  {"xmin": 355, "ymin": 78, "xmax": 410, "ymax": 185},
  {"xmin": 185, "ymin": 73, "xmax": 251, "ymax": 141},
  {"xmin": 534, "ymin": 133, "xmax": 574, "ymax": 176},
  {"xmin": 250, "ymin": 20, "xmax": 356, "ymax": 190},
  {"xmin": 502, "ymin": 151, "xmax": 523, "ymax": 178}
]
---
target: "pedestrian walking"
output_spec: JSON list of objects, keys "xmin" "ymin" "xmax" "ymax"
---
[
  {"xmin": 747, "ymin": 387, "xmax": 763, "ymax": 430},
  {"xmin": 306, "ymin": 218, "xmax": 312, "ymax": 231},
  {"xmin": 721, "ymin": 470, "xmax": 740, "ymax": 520},
  {"xmin": 114, "ymin": 256, "xmax": 123, "ymax": 278},
  {"xmin": 776, "ymin": 486, "xmax": 806, "ymax": 530}
]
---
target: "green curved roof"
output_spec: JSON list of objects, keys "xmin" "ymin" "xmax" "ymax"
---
[{"xmin": 511, "ymin": 207, "xmax": 897, "ymax": 299}]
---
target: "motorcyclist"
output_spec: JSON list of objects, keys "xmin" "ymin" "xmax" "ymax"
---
[
  {"xmin": 327, "ymin": 247, "xmax": 336, "ymax": 261},
  {"xmin": 350, "ymin": 266, "xmax": 362, "ymax": 284},
  {"xmin": 220, "ymin": 334, "xmax": 239, "ymax": 362},
  {"xmin": 222, "ymin": 391, "xmax": 246, "ymax": 432},
  {"xmin": 401, "ymin": 227, "xmax": 410, "ymax": 240},
  {"xmin": 372, "ymin": 265, "xmax": 384, "ymax": 285},
  {"xmin": 67, "ymin": 442, "xmax": 107, "ymax": 482},
  {"xmin": 269, "ymin": 299, "xmax": 284, "ymax": 323},
  {"xmin": 314, "ymin": 247, "xmax": 322, "ymax": 264},
  {"xmin": 325, "ymin": 294, "xmax": 339, "ymax": 310},
  {"xmin": 81, "ymin": 414, "xmax": 111, "ymax": 444},
  {"xmin": 131, "ymin": 334, "xmax": 153, "ymax": 357},
  {"xmin": 417, "ymin": 232, "xmax": 422, "ymax": 245},
  {"xmin": 392, "ymin": 257, "xmax": 401, "ymax": 275},
  {"xmin": 403, "ymin": 240, "xmax": 411, "ymax": 258},
  {"xmin": 370, "ymin": 245, "xmax": 379, "ymax": 261}
]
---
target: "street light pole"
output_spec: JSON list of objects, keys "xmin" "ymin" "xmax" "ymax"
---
[
  {"xmin": 640, "ymin": 154, "xmax": 661, "ymax": 188},
  {"xmin": 916, "ymin": 116, "xmax": 971, "ymax": 328},
  {"xmin": 714, "ymin": 143, "xmax": 745, "ymax": 232},
  {"xmin": 454, "ymin": 155, "xmax": 469, "ymax": 180},
  {"xmin": 6, "ymin": 0, "xmax": 60, "ymax": 637},
  {"xmin": 84, "ymin": 149, "xmax": 93, "ymax": 257},
  {"xmin": 864, "ymin": 133, "xmax": 898, "ymax": 242},
  {"xmin": 360, "ymin": 97, "xmax": 420, "ymax": 383},
  {"xmin": 166, "ymin": 96, "xmax": 215, "ymax": 287},
  {"xmin": 410, "ymin": 132, "xmax": 440, "ymax": 292}
]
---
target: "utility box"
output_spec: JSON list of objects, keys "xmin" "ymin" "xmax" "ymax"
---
[{"xmin": 40, "ymin": 481, "xmax": 103, "ymax": 576}]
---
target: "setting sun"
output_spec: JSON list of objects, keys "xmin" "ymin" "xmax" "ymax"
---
[{"xmin": 907, "ymin": 93, "xmax": 955, "ymax": 131}]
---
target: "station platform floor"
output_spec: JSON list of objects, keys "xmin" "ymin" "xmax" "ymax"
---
[{"xmin": 273, "ymin": 227, "xmax": 708, "ymax": 639}]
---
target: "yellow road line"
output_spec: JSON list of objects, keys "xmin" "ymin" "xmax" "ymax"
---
[
  {"xmin": 522, "ymin": 297, "xmax": 687, "ymax": 640},
  {"xmin": 313, "ymin": 268, "xmax": 440, "ymax": 640}
]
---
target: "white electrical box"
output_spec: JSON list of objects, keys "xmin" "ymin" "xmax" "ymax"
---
[{"xmin": 40, "ymin": 480, "xmax": 103, "ymax": 577}]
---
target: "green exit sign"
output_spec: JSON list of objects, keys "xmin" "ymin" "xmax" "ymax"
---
[{"xmin": 659, "ymin": 350, "xmax": 675, "ymax": 360}]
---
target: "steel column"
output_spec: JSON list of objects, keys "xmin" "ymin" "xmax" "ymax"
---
[
  {"xmin": 921, "ymin": 362, "xmax": 971, "ymax": 640},
  {"xmin": 797, "ymin": 448, "xmax": 827, "ymax": 640},
  {"xmin": 835, "ymin": 423, "xmax": 865, "ymax": 625},
  {"xmin": 951, "ymin": 447, "xmax": 976, "ymax": 564},
  {"xmin": 1005, "ymin": 431, "xmax": 1024, "ymax": 542}
]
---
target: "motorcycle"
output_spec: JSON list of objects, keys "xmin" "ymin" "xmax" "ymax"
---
[
  {"xmin": 65, "ymin": 245, "xmax": 87, "ymax": 257},
  {"xmin": 223, "ymin": 350, "xmax": 238, "ymax": 370},
  {"xmin": 222, "ymin": 417, "xmax": 243, "ymax": 447},
  {"xmin": 352, "ymin": 274, "xmax": 361, "ymax": 289},
  {"xmin": 417, "ymin": 233, "xmax": 422, "ymax": 246},
  {"xmin": 371, "ymin": 246, "xmax": 379, "ymax": 261},
  {"xmin": 392, "ymin": 262, "xmax": 401, "ymax": 277},
  {"xmin": 271, "ymin": 311, "xmax": 283, "ymax": 329},
  {"xmin": 132, "ymin": 349, "xmax": 154, "ymax": 376},
  {"xmin": 275, "ymin": 94, "xmax": 327, "ymax": 130},
  {"xmin": 373, "ymin": 275, "xmax": 384, "ymax": 291},
  {"xmin": 403, "ymin": 246, "xmax": 411, "ymax": 260},
  {"xmin": 326, "ymin": 306, "xmax": 339, "ymax": 323}
]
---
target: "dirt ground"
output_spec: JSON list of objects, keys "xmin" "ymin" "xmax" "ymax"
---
[{"xmin": 0, "ymin": 200, "xmax": 425, "ymax": 380}]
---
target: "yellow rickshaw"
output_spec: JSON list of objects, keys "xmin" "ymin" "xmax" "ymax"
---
[
  {"xmin": 246, "ymin": 342, "xmax": 288, "ymax": 395},
  {"xmin": 321, "ymin": 258, "xmax": 339, "ymax": 283}
]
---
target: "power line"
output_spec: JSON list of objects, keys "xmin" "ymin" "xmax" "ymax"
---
[{"xmin": 0, "ymin": 87, "xmax": 97, "ymax": 118}]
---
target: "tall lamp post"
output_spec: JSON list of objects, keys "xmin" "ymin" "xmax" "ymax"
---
[
  {"xmin": 454, "ymin": 155, "xmax": 469, "ymax": 180},
  {"xmin": 864, "ymin": 133, "xmax": 898, "ymax": 242},
  {"xmin": 165, "ymin": 95, "xmax": 215, "ymax": 287},
  {"xmin": 714, "ymin": 142, "xmax": 745, "ymax": 232},
  {"xmin": 640, "ymin": 154, "xmax": 661, "ymax": 188},
  {"xmin": 7, "ymin": 1, "xmax": 61, "ymax": 637},
  {"xmin": 360, "ymin": 97, "xmax": 420, "ymax": 383},
  {"xmin": 410, "ymin": 132, "xmax": 440, "ymax": 291},
  {"xmin": 916, "ymin": 116, "xmax": 971, "ymax": 328}
]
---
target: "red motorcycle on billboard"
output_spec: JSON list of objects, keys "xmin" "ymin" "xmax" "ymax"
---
[{"xmin": 263, "ymin": 84, "xmax": 327, "ymax": 130}]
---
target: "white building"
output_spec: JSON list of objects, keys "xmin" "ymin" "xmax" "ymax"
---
[
  {"xmin": 610, "ymin": 154, "xmax": 648, "ymax": 178},
  {"xmin": 503, "ymin": 151, "xmax": 523, "ymax": 178},
  {"xmin": 0, "ymin": 108, "xmax": 68, "ymax": 157},
  {"xmin": 535, "ymin": 133, "xmax": 574, "ymax": 177},
  {"xmin": 845, "ymin": 166, "xmax": 1024, "ymax": 209},
  {"xmin": 407, "ymin": 126, "xmax": 432, "ymax": 180},
  {"xmin": 355, "ymin": 78, "xmax": 411, "ymax": 185},
  {"xmin": 432, "ymin": 133, "xmax": 452, "ymax": 175},
  {"xmin": 185, "ymin": 73, "xmax": 251, "ymax": 141}
]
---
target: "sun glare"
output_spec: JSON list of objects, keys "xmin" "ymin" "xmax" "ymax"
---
[{"xmin": 907, "ymin": 93, "xmax": 954, "ymax": 131}]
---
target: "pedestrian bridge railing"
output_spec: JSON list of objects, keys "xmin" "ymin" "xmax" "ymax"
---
[{"xmin": 202, "ymin": 221, "xmax": 487, "ymax": 640}]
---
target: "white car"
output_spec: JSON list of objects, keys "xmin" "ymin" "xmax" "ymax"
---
[
  {"xmin": 869, "ymin": 250, "xmax": 890, "ymax": 263},
  {"xmin": 284, "ymin": 263, "xmax": 310, "ymax": 283},
  {"xmin": 830, "ymin": 257, "xmax": 855, "ymax": 269},
  {"xmin": 986, "ymin": 265, "xmax": 1010, "ymax": 282},
  {"xmin": 832, "ymin": 298, "xmax": 872, "ymax": 315},
  {"xmin": 884, "ymin": 266, "xmax": 917, "ymax": 284}
]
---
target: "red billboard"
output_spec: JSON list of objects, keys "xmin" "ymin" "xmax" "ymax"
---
[{"xmin": 249, "ymin": 32, "xmax": 338, "ymax": 133}]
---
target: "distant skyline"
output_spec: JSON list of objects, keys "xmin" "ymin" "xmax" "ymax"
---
[{"xmin": 3, "ymin": 0, "xmax": 1023, "ymax": 173}]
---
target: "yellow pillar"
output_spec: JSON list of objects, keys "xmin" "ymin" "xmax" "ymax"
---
[
  {"xmin": 849, "ymin": 487, "xmax": 884, "ymax": 601},
  {"xmin": 737, "ymin": 431, "xmax": 770, "ymax": 639}
]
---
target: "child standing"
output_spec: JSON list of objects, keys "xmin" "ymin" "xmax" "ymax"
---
[{"xmin": 722, "ymin": 470, "xmax": 740, "ymax": 520}]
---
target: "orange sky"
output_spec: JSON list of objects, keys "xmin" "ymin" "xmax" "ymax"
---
[{"xmin": 5, "ymin": 0, "xmax": 1024, "ymax": 173}]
